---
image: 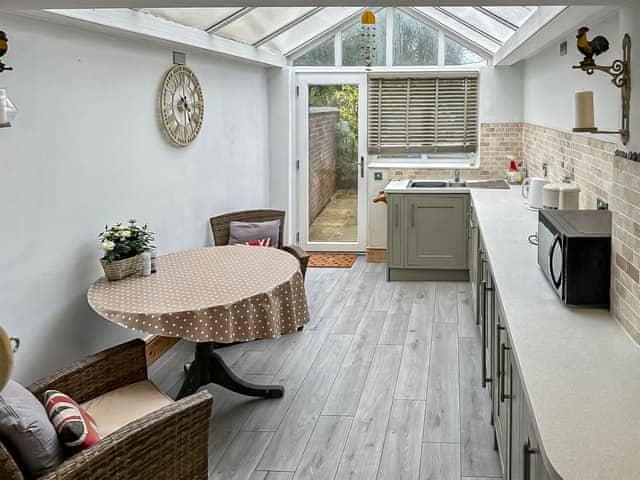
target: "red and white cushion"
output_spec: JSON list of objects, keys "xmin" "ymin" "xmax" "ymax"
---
[
  {"xmin": 245, "ymin": 236, "xmax": 271, "ymax": 247},
  {"xmin": 44, "ymin": 390, "xmax": 100, "ymax": 451}
]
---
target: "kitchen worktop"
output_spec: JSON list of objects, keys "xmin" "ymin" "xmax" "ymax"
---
[
  {"xmin": 385, "ymin": 178, "xmax": 474, "ymax": 194},
  {"xmin": 470, "ymin": 188, "xmax": 640, "ymax": 480}
]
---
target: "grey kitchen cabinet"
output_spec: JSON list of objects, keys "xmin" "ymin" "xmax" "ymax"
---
[
  {"xmin": 387, "ymin": 193, "xmax": 405, "ymax": 269},
  {"xmin": 406, "ymin": 195, "xmax": 468, "ymax": 269},
  {"xmin": 386, "ymin": 193, "xmax": 469, "ymax": 280}
]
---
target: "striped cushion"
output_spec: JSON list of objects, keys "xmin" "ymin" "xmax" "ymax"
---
[
  {"xmin": 44, "ymin": 390, "xmax": 100, "ymax": 451},
  {"xmin": 246, "ymin": 236, "xmax": 271, "ymax": 247}
]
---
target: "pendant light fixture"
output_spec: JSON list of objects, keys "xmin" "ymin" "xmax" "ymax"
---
[
  {"xmin": 0, "ymin": 30, "xmax": 17, "ymax": 128},
  {"xmin": 360, "ymin": 10, "xmax": 376, "ymax": 68}
]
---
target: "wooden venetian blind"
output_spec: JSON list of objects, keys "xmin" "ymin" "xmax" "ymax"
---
[{"xmin": 368, "ymin": 76, "xmax": 479, "ymax": 155}]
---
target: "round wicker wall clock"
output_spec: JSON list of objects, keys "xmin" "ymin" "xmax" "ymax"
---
[{"xmin": 159, "ymin": 65, "xmax": 204, "ymax": 146}]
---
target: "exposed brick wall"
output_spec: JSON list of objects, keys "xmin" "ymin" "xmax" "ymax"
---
[
  {"xmin": 309, "ymin": 109, "xmax": 339, "ymax": 223},
  {"xmin": 522, "ymin": 123, "xmax": 640, "ymax": 344},
  {"xmin": 387, "ymin": 123, "xmax": 523, "ymax": 180}
]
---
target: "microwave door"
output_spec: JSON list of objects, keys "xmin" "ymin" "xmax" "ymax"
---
[{"xmin": 549, "ymin": 234, "xmax": 564, "ymax": 296}]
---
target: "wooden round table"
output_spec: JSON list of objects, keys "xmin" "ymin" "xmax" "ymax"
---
[{"xmin": 88, "ymin": 246, "xmax": 310, "ymax": 399}]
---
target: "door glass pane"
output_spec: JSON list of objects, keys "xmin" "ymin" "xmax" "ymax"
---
[
  {"xmin": 294, "ymin": 38, "xmax": 335, "ymax": 66},
  {"xmin": 308, "ymin": 84, "xmax": 359, "ymax": 244},
  {"xmin": 445, "ymin": 37, "xmax": 486, "ymax": 65},
  {"xmin": 393, "ymin": 9, "xmax": 438, "ymax": 66},
  {"xmin": 341, "ymin": 9, "xmax": 386, "ymax": 67}
]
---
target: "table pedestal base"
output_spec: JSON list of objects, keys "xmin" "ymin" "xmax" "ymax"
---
[{"xmin": 176, "ymin": 342, "xmax": 285, "ymax": 400}]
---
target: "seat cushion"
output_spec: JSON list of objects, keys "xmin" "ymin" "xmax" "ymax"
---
[
  {"xmin": 81, "ymin": 380, "xmax": 173, "ymax": 438},
  {"xmin": 229, "ymin": 220, "xmax": 280, "ymax": 247},
  {"xmin": 0, "ymin": 380, "xmax": 64, "ymax": 477}
]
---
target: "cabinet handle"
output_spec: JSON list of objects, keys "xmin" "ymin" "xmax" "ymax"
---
[
  {"xmin": 394, "ymin": 203, "xmax": 399, "ymax": 228},
  {"xmin": 524, "ymin": 439, "xmax": 539, "ymax": 480},
  {"xmin": 500, "ymin": 342, "xmax": 511, "ymax": 403},
  {"xmin": 410, "ymin": 204, "xmax": 415, "ymax": 228},
  {"xmin": 481, "ymin": 280, "xmax": 488, "ymax": 388},
  {"xmin": 496, "ymin": 324, "xmax": 505, "ymax": 381}
]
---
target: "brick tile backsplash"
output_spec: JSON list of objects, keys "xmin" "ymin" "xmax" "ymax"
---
[{"xmin": 522, "ymin": 123, "xmax": 640, "ymax": 344}]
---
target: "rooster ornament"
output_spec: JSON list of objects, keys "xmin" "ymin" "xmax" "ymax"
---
[
  {"xmin": 0, "ymin": 31, "xmax": 10, "ymax": 73},
  {"xmin": 576, "ymin": 26, "xmax": 610, "ymax": 67}
]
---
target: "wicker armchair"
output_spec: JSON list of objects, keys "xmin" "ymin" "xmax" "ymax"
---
[
  {"xmin": 0, "ymin": 340, "xmax": 213, "ymax": 480},
  {"xmin": 210, "ymin": 209, "xmax": 310, "ymax": 278}
]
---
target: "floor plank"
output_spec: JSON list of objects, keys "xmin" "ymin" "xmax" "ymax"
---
[
  {"xmin": 419, "ymin": 443, "xmax": 461, "ymax": 480},
  {"xmin": 368, "ymin": 275, "xmax": 396, "ymax": 312},
  {"xmin": 459, "ymin": 336, "xmax": 503, "ymax": 478},
  {"xmin": 323, "ymin": 311, "xmax": 387, "ymax": 416},
  {"xmin": 435, "ymin": 282, "xmax": 458, "ymax": 323},
  {"xmin": 209, "ymin": 431, "xmax": 273, "ymax": 480},
  {"xmin": 395, "ymin": 300, "xmax": 433, "ymax": 401},
  {"xmin": 334, "ymin": 345, "xmax": 403, "ymax": 480},
  {"xmin": 257, "ymin": 335, "xmax": 351, "ymax": 472},
  {"xmin": 457, "ymin": 282, "xmax": 477, "ymax": 338},
  {"xmin": 332, "ymin": 271, "xmax": 380, "ymax": 335},
  {"xmin": 424, "ymin": 322, "xmax": 460, "ymax": 443},
  {"xmin": 377, "ymin": 400, "xmax": 426, "ymax": 480},
  {"xmin": 293, "ymin": 416, "xmax": 352, "ymax": 480}
]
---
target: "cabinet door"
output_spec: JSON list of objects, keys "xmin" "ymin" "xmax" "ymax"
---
[
  {"xmin": 482, "ymin": 268, "xmax": 495, "ymax": 394},
  {"xmin": 494, "ymin": 300, "xmax": 511, "ymax": 477},
  {"xmin": 521, "ymin": 409, "xmax": 550, "ymax": 480},
  {"xmin": 406, "ymin": 195, "xmax": 468, "ymax": 269},
  {"xmin": 387, "ymin": 194, "xmax": 405, "ymax": 268},
  {"xmin": 509, "ymin": 348, "xmax": 524, "ymax": 480},
  {"xmin": 469, "ymin": 207, "xmax": 479, "ymax": 318}
]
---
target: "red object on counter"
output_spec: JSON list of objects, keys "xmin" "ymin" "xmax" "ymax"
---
[{"xmin": 509, "ymin": 160, "xmax": 518, "ymax": 171}]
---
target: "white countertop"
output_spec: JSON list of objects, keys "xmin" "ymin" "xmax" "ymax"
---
[
  {"xmin": 472, "ymin": 188, "xmax": 640, "ymax": 480},
  {"xmin": 385, "ymin": 181, "xmax": 640, "ymax": 478}
]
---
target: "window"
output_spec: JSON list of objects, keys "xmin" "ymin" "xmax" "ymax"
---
[
  {"xmin": 445, "ymin": 37, "xmax": 486, "ymax": 65},
  {"xmin": 368, "ymin": 76, "xmax": 478, "ymax": 155},
  {"xmin": 341, "ymin": 9, "xmax": 386, "ymax": 67},
  {"xmin": 294, "ymin": 38, "xmax": 335, "ymax": 66},
  {"xmin": 392, "ymin": 9, "xmax": 438, "ymax": 66}
]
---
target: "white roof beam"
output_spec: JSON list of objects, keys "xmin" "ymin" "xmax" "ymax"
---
[
  {"xmin": 0, "ymin": 1, "xmax": 631, "ymax": 9},
  {"xmin": 473, "ymin": 7, "xmax": 518, "ymax": 31},
  {"xmin": 252, "ymin": 7, "xmax": 324, "ymax": 48},
  {"xmin": 205, "ymin": 7, "xmax": 254, "ymax": 33}
]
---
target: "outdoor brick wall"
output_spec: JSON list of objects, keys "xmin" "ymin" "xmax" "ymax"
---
[
  {"xmin": 309, "ymin": 108, "xmax": 339, "ymax": 223},
  {"xmin": 522, "ymin": 123, "xmax": 640, "ymax": 344},
  {"xmin": 387, "ymin": 123, "xmax": 523, "ymax": 180}
]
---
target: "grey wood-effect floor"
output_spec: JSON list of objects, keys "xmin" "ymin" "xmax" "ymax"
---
[{"xmin": 150, "ymin": 257, "xmax": 502, "ymax": 480}]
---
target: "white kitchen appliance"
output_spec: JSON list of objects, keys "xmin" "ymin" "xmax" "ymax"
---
[
  {"xmin": 543, "ymin": 182, "xmax": 561, "ymax": 209},
  {"xmin": 522, "ymin": 177, "xmax": 550, "ymax": 210},
  {"xmin": 559, "ymin": 182, "xmax": 581, "ymax": 209}
]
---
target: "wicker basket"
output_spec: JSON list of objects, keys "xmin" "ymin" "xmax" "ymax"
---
[{"xmin": 100, "ymin": 255, "xmax": 142, "ymax": 281}]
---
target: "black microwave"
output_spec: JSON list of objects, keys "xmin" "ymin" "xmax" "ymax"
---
[{"xmin": 537, "ymin": 209, "xmax": 612, "ymax": 307}]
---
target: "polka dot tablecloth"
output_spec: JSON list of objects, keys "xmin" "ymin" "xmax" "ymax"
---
[{"xmin": 88, "ymin": 246, "xmax": 310, "ymax": 343}]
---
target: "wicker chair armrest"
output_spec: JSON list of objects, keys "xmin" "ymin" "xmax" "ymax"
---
[
  {"xmin": 0, "ymin": 441, "xmax": 23, "ymax": 480},
  {"xmin": 28, "ymin": 339, "xmax": 148, "ymax": 405},
  {"xmin": 282, "ymin": 245, "xmax": 310, "ymax": 278},
  {"xmin": 40, "ymin": 391, "xmax": 213, "ymax": 480}
]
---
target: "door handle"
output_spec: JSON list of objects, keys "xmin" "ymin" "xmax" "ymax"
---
[
  {"xmin": 524, "ymin": 439, "xmax": 539, "ymax": 480},
  {"xmin": 481, "ymin": 280, "xmax": 488, "ymax": 388},
  {"xmin": 360, "ymin": 156, "xmax": 364, "ymax": 178},
  {"xmin": 410, "ymin": 204, "xmax": 415, "ymax": 228},
  {"xmin": 394, "ymin": 203, "xmax": 399, "ymax": 228},
  {"xmin": 500, "ymin": 343, "xmax": 511, "ymax": 402}
]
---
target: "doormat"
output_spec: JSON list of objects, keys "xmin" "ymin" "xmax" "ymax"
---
[{"xmin": 308, "ymin": 253, "xmax": 358, "ymax": 269}]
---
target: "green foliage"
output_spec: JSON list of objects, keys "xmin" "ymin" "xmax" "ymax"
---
[{"xmin": 100, "ymin": 220, "xmax": 155, "ymax": 262}]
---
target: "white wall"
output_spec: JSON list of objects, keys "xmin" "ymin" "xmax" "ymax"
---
[
  {"xmin": 479, "ymin": 64, "xmax": 524, "ymax": 124},
  {"xmin": 522, "ymin": 12, "xmax": 621, "ymax": 139},
  {"xmin": 0, "ymin": 14, "xmax": 270, "ymax": 383}
]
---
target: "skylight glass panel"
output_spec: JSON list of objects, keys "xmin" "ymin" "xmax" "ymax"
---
[
  {"xmin": 393, "ymin": 9, "xmax": 438, "ymax": 66},
  {"xmin": 139, "ymin": 8, "xmax": 242, "ymax": 31},
  {"xmin": 445, "ymin": 37, "xmax": 486, "ymax": 65},
  {"xmin": 439, "ymin": 7, "xmax": 514, "ymax": 43},
  {"xmin": 294, "ymin": 38, "xmax": 335, "ymax": 66},
  {"xmin": 342, "ymin": 9, "xmax": 386, "ymax": 67},
  {"xmin": 216, "ymin": 7, "xmax": 316, "ymax": 46},
  {"xmin": 264, "ymin": 7, "xmax": 361, "ymax": 55},
  {"xmin": 414, "ymin": 7, "xmax": 501, "ymax": 53},
  {"xmin": 483, "ymin": 6, "xmax": 537, "ymax": 27}
]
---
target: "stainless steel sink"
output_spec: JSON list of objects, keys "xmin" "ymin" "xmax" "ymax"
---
[
  {"xmin": 409, "ymin": 181, "xmax": 449, "ymax": 188},
  {"xmin": 408, "ymin": 179, "xmax": 510, "ymax": 189}
]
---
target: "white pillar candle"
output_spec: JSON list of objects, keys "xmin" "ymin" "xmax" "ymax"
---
[
  {"xmin": 575, "ymin": 91, "xmax": 595, "ymax": 130},
  {"xmin": 0, "ymin": 89, "xmax": 7, "ymax": 125}
]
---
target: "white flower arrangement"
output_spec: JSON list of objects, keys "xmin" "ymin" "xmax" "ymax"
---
[{"xmin": 99, "ymin": 220, "xmax": 154, "ymax": 263}]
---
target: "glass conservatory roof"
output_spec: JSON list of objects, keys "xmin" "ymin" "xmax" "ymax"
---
[{"xmin": 139, "ymin": 6, "xmax": 538, "ymax": 57}]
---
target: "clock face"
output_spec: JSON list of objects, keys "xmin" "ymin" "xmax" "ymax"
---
[{"xmin": 159, "ymin": 65, "xmax": 204, "ymax": 146}]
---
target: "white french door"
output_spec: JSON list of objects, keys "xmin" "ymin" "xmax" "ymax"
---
[{"xmin": 297, "ymin": 73, "xmax": 368, "ymax": 252}]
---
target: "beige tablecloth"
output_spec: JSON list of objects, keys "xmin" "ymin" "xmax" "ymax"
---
[{"xmin": 88, "ymin": 246, "xmax": 310, "ymax": 343}]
